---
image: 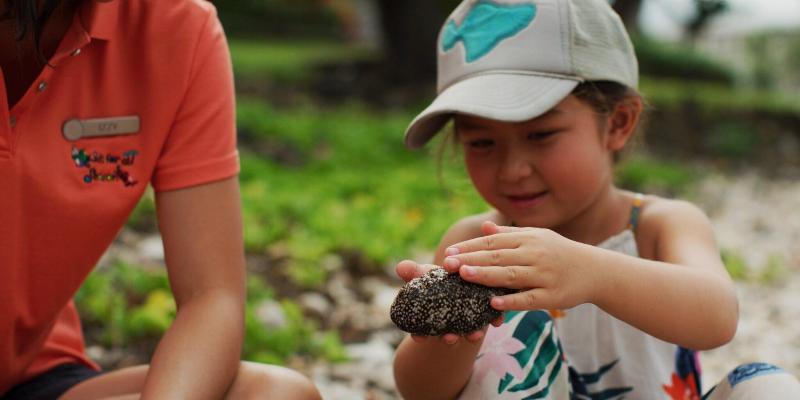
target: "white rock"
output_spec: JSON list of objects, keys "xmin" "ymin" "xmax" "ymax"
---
[
  {"xmin": 255, "ymin": 300, "xmax": 287, "ymax": 329},
  {"xmin": 299, "ymin": 292, "xmax": 332, "ymax": 316},
  {"xmin": 138, "ymin": 235, "xmax": 165, "ymax": 262}
]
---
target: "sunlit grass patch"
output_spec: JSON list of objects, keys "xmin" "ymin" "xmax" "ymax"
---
[{"xmin": 229, "ymin": 39, "xmax": 376, "ymax": 84}]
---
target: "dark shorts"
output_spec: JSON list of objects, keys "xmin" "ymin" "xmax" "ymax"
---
[{"xmin": 1, "ymin": 364, "xmax": 103, "ymax": 400}]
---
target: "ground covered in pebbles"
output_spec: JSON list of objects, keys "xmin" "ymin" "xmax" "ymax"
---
[{"xmin": 95, "ymin": 172, "xmax": 800, "ymax": 399}]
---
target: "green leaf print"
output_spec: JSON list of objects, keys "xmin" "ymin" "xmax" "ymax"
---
[{"xmin": 494, "ymin": 311, "xmax": 562, "ymax": 395}]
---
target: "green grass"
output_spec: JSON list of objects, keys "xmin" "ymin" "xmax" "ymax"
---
[
  {"xmin": 229, "ymin": 39, "xmax": 376, "ymax": 84},
  {"xmin": 721, "ymin": 249, "xmax": 750, "ymax": 281},
  {"xmin": 615, "ymin": 155, "xmax": 699, "ymax": 196},
  {"xmin": 641, "ymin": 78, "xmax": 800, "ymax": 115},
  {"xmin": 76, "ymin": 262, "xmax": 346, "ymax": 365},
  {"xmin": 720, "ymin": 249, "xmax": 789, "ymax": 284},
  {"xmin": 237, "ymin": 100, "xmax": 487, "ymax": 286}
]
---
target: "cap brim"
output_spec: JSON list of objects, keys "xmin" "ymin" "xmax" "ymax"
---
[{"xmin": 404, "ymin": 73, "xmax": 580, "ymax": 149}]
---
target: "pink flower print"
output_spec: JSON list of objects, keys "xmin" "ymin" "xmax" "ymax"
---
[{"xmin": 473, "ymin": 322, "xmax": 526, "ymax": 385}]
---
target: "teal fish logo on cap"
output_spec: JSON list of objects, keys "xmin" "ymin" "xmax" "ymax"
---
[{"xmin": 442, "ymin": 0, "xmax": 537, "ymax": 63}]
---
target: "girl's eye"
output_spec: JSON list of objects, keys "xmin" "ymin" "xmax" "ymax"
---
[
  {"xmin": 466, "ymin": 139, "xmax": 494, "ymax": 148},
  {"xmin": 528, "ymin": 131, "xmax": 558, "ymax": 141}
]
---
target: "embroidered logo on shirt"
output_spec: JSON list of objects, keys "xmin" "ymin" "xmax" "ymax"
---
[{"xmin": 71, "ymin": 147, "xmax": 139, "ymax": 187}]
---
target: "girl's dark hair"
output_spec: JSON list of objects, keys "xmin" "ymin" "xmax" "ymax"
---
[
  {"xmin": 1, "ymin": 0, "xmax": 68, "ymax": 64},
  {"xmin": 571, "ymin": 80, "xmax": 646, "ymax": 163},
  {"xmin": 571, "ymin": 81, "xmax": 638, "ymax": 116}
]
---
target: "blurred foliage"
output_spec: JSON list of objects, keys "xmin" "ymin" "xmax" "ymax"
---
[
  {"xmin": 236, "ymin": 100, "xmax": 487, "ymax": 287},
  {"xmin": 212, "ymin": 0, "xmax": 341, "ymax": 38},
  {"xmin": 759, "ymin": 254, "xmax": 789, "ymax": 285},
  {"xmin": 229, "ymin": 39, "xmax": 375, "ymax": 85},
  {"xmin": 721, "ymin": 250, "xmax": 790, "ymax": 284},
  {"xmin": 721, "ymin": 249, "xmax": 749, "ymax": 281},
  {"xmin": 640, "ymin": 78, "xmax": 800, "ymax": 115},
  {"xmin": 76, "ymin": 262, "xmax": 347, "ymax": 365},
  {"xmin": 748, "ymin": 34, "xmax": 780, "ymax": 91},
  {"xmin": 705, "ymin": 122, "xmax": 757, "ymax": 159},
  {"xmin": 75, "ymin": 261, "xmax": 171, "ymax": 346},
  {"xmin": 744, "ymin": 32, "xmax": 800, "ymax": 93},
  {"xmin": 634, "ymin": 36, "xmax": 735, "ymax": 86},
  {"xmin": 243, "ymin": 281, "xmax": 348, "ymax": 364},
  {"xmin": 126, "ymin": 187, "xmax": 156, "ymax": 232},
  {"xmin": 615, "ymin": 155, "xmax": 698, "ymax": 196}
]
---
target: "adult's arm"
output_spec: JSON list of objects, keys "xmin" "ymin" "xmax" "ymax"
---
[{"xmin": 140, "ymin": 177, "xmax": 246, "ymax": 399}]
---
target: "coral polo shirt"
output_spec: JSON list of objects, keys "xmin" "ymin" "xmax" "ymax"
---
[{"xmin": 0, "ymin": 0, "xmax": 239, "ymax": 392}]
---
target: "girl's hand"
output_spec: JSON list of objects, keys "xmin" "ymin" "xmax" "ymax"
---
[
  {"xmin": 396, "ymin": 260, "xmax": 503, "ymax": 345},
  {"xmin": 441, "ymin": 222, "xmax": 601, "ymax": 311}
]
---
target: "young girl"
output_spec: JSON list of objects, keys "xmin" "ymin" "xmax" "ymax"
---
[
  {"xmin": 0, "ymin": 0, "xmax": 319, "ymax": 399},
  {"xmin": 393, "ymin": 0, "xmax": 800, "ymax": 398}
]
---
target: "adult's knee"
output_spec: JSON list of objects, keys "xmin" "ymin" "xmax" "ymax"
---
[{"xmin": 231, "ymin": 362, "xmax": 321, "ymax": 400}]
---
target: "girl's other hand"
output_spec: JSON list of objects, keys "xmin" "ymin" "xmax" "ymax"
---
[
  {"xmin": 395, "ymin": 259, "xmax": 503, "ymax": 345},
  {"xmin": 441, "ymin": 222, "xmax": 599, "ymax": 312}
]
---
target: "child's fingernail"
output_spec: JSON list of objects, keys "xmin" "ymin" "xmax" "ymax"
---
[
  {"xmin": 445, "ymin": 247, "xmax": 459, "ymax": 256},
  {"xmin": 492, "ymin": 297, "xmax": 505, "ymax": 308},
  {"xmin": 444, "ymin": 257, "xmax": 460, "ymax": 269},
  {"xmin": 462, "ymin": 266, "xmax": 476, "ymax": 277}
]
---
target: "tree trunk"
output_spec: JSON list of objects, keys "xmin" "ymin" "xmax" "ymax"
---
[
  {"xmin": 612, "ymin": 0, "xmax": 643, "ymax": 33},
  {"xmin": 377, "ymin": 0, "xmax": 443, "ymax": 84}
]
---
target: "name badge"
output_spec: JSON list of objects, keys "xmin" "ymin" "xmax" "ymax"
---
[{"xmin": 62, "ymin": 116, "xmax": 140, "ymax": 141}]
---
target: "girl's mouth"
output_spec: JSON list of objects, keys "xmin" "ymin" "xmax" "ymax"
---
[{"xmin": 506, "ymin": 191, "xmax": 548, "ymax": 208}]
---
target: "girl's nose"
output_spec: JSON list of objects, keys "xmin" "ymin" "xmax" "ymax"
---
[{"xmin": 498, "ymin": 151, "xmax": 533, "ymax": 181}]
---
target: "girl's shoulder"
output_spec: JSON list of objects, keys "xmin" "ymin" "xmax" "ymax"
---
[
  {"xmin": 635, "ymin": 194, "xmax": 715, "ymax": 258},
  {"xmin": 638, "ymin": 195, "xmax": 711, "ymax": 228}
]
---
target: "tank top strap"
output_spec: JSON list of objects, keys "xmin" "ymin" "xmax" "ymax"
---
[{"xmin": 627, "ymin": 193, "xmax": 645, "ymax": 232}]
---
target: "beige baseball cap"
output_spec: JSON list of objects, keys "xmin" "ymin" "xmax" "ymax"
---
[{"xmin": 404, "ymin": 0, "xmax": 638, "ymax": 149}]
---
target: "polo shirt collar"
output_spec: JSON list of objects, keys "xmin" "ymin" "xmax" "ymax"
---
[{"xmin": 79, "ymin": 0, "xmax": 119, "ymax": 41}]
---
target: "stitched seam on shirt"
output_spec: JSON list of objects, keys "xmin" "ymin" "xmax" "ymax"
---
[{"xmin": 163, "ymin": 5, "xmax": 216, "ymax": 142}]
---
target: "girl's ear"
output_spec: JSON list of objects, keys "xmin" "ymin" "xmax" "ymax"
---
[{"xmin": 604, "ymin": 96, "xmax": 643, "ymax": 151}]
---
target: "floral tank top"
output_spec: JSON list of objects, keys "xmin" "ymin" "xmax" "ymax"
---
[{"xmin": 458, "ymin": 195, "xmax": 702, "ymax": 399}]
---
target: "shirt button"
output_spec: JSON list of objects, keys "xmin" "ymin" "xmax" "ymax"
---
[
  {"xmin": 37, "ymin": 82, "xmax": 47, "ymax": 92},
  {"xmin": 9, "ymin": 116, "xmax": 17, "ymax": 127},
  {"xmin": 72, "ymin": 48, "xmax": 81, "ymax": 57}
]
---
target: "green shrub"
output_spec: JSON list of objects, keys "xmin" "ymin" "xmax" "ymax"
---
[
  {"xmin": 237, "ymin": 101, "xmax": 487, "ymax": 282},
  {"xmin": 721, "ymin": 249, "xmax": 749, "ymax": 281},
  {"xmin": 214, "ymin": 1, "xmax": 341, "ymax": 38},
  {"xmin": 242, "ymin": 299, "xmax": 347, "ymax": 365},
  {"xmin": 229, "ymin": 40, "xmax": 374, "ymax": 84},
  {"xmin": 706, "ymin": 122, "xmax": 758, "ymax": 159},
  {"xmin": 75, "ymin": 261, "xmax": 172, "ymax": 346},
  {"xmin": 759, "ymin": 254, "xmax": 788, "ymax": 285},
  {"xmin": 126, "ymin": 187, "xmax": 156, "ymax": 231},
  {"xmin": 615, "ymin": 156, "xmax": 698, "ymax": 196},
  {"xmin": 641, "ymin": 79, "xmax": 800, "ymax": 115},
  {"xmin": 126, "ymin": 290, "xmax": 176, "ymax": 338},
  {"xmin": 77, "ymin": 263, "xmax": 345, "ymax": 365},
  {"xmin": 634, "ymin": 35, "xmax": 735, "ymax": 86}
]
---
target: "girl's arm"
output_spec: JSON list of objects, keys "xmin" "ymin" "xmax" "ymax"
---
[
  {"xmin": 393, "ymin": 214, "xmax": 498, "ymax": 400},
  {"xmin": 445, "ymin": 199, "xmax": 738, "ymax": 351},
  {"xmin": 140, "ymin": 177, "xmax": 246, "ymax": 399},
  {"xmin": 589, "ymin": 199, "xmax": 738, "ymax": 350}
]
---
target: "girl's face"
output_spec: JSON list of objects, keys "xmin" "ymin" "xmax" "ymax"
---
[{"xmin": 456, "ymin": 95, "xmax": 620, "ymax": 229}]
